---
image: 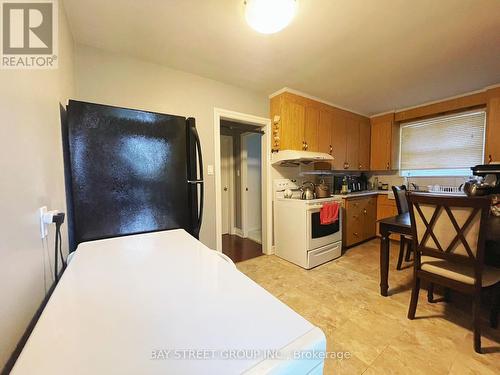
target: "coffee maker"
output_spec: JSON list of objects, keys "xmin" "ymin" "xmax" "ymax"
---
[{"xmin": 333, "ymin": 173, "xmax": 368, "ymax": 194}]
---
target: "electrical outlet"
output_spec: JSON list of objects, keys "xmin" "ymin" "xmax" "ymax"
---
[{"xmin": 39, "ymin": 206, "xmax": 48, "ymax": 238}]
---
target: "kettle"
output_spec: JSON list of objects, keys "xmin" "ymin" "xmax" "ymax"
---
[
  {"xmin": 300, "ymin": 181, "xmax": 316, "ymax": 200},
  {"xmin": 315, "ymin": 179, "xmax": 331, "ymax": 198},
  {"xmin": 463, "ymin": 177, "xmax": 490, "ymax": 197}
]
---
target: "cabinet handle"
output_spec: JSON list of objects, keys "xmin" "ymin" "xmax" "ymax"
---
[
  {"xmin": 488, "ymin": 154, "xmax": 493, "ymax": 164},
  {"xmin": 363, "ymin": 209, "xmax": 367, "ymax": 215},
  {"xmin": 359, "ymin": 163, "xmax": 362, "ymax": 170},
  {"xmin": 329, "ymin": 145, "xmax": 333, "ymax": 155},
  {"xmin": 386, "ymin": 162, "xmax": 390, "ymax": 170},
  {"xmin": 304, "ymin": 142, "xmax": 308, "ymax": 150},
  {"xmin": 353, "ymin": 232, "xmax": 359, "ymax": 237}
]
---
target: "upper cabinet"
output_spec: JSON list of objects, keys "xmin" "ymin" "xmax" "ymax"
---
[
  {"xmin": 370, "ymin": 113, "xmax": 399, "ymax": 171},
  {"xmin": 485, "ymin": 87, "xmax": 500, "ymax": 163},
  {"xmin": 279, "ymin": 96, "xmax": 306, "ymax": 151},
  {"xmin": 358, "ymin": 118, "xmax": 371, "ymax": 170},
  {"xmin": 270, "ymin": 91, "xmax": 371, "ymax": 170}
]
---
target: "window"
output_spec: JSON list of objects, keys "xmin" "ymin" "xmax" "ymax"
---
[{"xmin": 399, "ymin": 110, "xmax": 486, "ymax": 177}]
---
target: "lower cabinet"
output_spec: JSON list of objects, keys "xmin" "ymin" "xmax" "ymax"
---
[
  {"xmin": 376, "ymin": 194, "xmax": 399, "ymax": 240},
  {"xmin": 343, "ymin": 195, "xmax": 377, "ymax": 247}
]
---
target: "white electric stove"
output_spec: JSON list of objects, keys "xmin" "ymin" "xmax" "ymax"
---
[{"xmin": 274, "ymin": 180, "xmax": 343, "ymax": 269}]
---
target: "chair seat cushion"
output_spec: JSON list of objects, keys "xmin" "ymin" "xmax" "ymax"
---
[{"xmin": 421, "ymin": 256, "xmax": 500, "ymax": 287}]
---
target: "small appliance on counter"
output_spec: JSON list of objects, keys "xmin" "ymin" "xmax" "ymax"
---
[
  {"xmin": 466, "ymin": 164, "xmax": 500, "ymax": 196},
  {"xmin": 333, "ymin": 174, "xmax": 368, "ymax": 194}
]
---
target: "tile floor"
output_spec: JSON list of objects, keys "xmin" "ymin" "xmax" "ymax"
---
[{"xmin": 237, "ymin": 239, "xmax": 500, "ymax": 374}]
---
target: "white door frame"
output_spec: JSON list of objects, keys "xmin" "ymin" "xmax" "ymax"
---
[
  {"xmin": 220, "ymin": 135, "xmax": 235, "ymax": 235},
  {"xmin": 214, "ymin": 108, "xmax": 272, "ymax": 254}
]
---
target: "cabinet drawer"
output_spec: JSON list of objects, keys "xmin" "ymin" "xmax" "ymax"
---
[{"xmin": 308, "ymin": 242, "xmax": 342, "ymax": 268}]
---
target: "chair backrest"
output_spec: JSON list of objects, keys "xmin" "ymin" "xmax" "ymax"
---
[
  {"xmin": 407, "ymin": 193, "xmax": 490, "ymax": 269},
  {"xmin": 392, "ymin": 185, "xmax": 409, "ymax": 214}
]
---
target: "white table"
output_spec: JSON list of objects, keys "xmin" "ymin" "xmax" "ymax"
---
[{"xmin": 12, "ymin": 230, "xmax": 326, "ymax": 374}]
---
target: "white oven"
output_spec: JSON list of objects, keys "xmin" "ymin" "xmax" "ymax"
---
[
  {"xmin": 305, "ymin": 200, "xmax": 342, "ymax": 251},
  {"xmin": 274, "ymin": 194, "xmax": 343, "ymax": 269}
]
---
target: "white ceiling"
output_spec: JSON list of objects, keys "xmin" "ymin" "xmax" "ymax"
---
[{"xmin": 64, "ymin": 0, "xmax": 500, "ymax": 116}]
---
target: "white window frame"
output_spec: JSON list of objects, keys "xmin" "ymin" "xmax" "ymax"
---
[{"xmin": 398, "ymin": 110, "xmax": 486, "ymax": 177}]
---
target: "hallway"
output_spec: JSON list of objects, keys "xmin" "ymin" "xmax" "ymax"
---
[{"xmin": 222, "ymin": 234, "xmax": 263, "ymax": 263}]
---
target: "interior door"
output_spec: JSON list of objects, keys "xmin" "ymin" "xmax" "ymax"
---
[{"xmin": 220, "ymin": 135, "xmax": 232, "ymax": 235}]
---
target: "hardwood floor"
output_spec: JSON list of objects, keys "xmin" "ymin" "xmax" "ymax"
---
[
  {"xmin": 222, "ymin": 234, "xmax": 263, "ymax": 263},
  {"xmin": 237, "ymin": 239, "xmax": 500, "ymax": 374}
]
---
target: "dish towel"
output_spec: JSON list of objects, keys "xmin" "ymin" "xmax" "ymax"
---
[{"xmin": 320, "ymin": 202, "xmax": 340, "ymax": 225}]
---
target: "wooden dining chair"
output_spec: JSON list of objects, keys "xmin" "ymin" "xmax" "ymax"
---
[
  {"xmin": 406, "ymin": 193, "xmax": 500, "ymax": 353},
  {"xmin": 392, "ymin": 185, "xmax": 413, "ymax": 270}
]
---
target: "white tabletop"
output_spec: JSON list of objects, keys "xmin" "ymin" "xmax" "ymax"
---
[{"xmin": 12, "ymin": 230, "xmax": 325, "ymax": 374}]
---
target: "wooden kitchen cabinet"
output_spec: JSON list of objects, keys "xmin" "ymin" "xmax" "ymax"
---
[
  {"xmin": 345, "ymin": 115, "xmax": 359, "ymax": 171},
  {"xmin": 358, "ymin": 118, "xmax": 371, "ymax": 170},
  {"xmin": 270, "ymin": 91, "xmax": 372, "ymax": 169},
  {"xmin": 280, "ymin": 97, "xmax": 306, "ymax": 151},
  {"xmin": 331, "ymin": 112, "xmax": 347, "ymax": 170},
  {"xmin": 304, "ymin": 105, "xmax": 320, "ymax": 152},
  {"xmin": 270, "ymin": 92, "xmax": 323, "ymax": 152},
  {"xmin": 343, "ymin": 195, "xmax": 377, "ymax": 247},
  {"xmin": 370, "ymin": 113, "xmax": 399, "ymax": 171},
  {"xmin": 376, "ymin": 194, "xmax": 399, "ymax": 240},
  {"xmin": 318, "ymin": 108, "xmax": 333, "ymax": 155},
  {"xmin": 485, "ymin": 87, "xmax": 500, "ymax": 163}
]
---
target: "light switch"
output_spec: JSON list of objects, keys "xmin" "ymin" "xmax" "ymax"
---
[{"xmin": 207, "ymin": 165, "xmax": 214, "ymax": 175}]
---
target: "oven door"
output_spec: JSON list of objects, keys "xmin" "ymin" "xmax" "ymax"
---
[{"xmin": 306, "ymin": 202, "xmax": 342, "ymax": 250}]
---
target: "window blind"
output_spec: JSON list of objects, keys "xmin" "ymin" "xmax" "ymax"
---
[{"xmin": 400, "ymin": 110, "xmax": 486, "ymax": 174}]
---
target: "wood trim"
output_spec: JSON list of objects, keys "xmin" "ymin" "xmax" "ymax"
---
[{"xmin": 394, "ymin": 92, "xmax": 487, "ymax": 122}]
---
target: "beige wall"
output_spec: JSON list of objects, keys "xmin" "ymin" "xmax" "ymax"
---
[
  {"xmin": 73, "ymin": 45, "xmax": 269, "ymax": 249},
  {"xmin": 0, "ymin": 4, "xmax": 75, "ymax": 369}
]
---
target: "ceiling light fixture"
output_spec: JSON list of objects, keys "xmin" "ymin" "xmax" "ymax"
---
[{"xmin": 244, "ymin": 0, "xmax": 297, "ymax": 34}]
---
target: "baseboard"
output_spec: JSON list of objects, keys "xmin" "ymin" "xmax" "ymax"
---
[
  {"xmin": 232, "ymin": 227, "xmax": 244, "ymax": 237},
  {"xmin": 247, "ymin": 230, "xmax": 262, "ymax": 244}
]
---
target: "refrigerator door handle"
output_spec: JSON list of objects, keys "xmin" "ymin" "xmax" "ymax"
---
[{"xmin": 190, "ymin": 125, "xmax": 204, "ymax": 237}]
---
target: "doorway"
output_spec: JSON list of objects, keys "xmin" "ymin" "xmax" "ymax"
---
[{"xmin": 214, "ymin": 108, "xmax": 272, "ymax": 263}]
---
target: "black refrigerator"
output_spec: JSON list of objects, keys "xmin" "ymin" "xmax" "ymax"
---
[{"xmin": 62, "ymin": 100, "xmax": 203, "ymax": 252}]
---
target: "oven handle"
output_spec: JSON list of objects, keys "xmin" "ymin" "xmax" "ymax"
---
[
  {"xmin": 306, "ymin": 202, "xmax": 342, "ymax": 211},
  {"xmin": 307, "ymin": 204, "xmax": 324, "ymax": 211}
]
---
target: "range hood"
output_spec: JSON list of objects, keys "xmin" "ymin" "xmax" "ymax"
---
[{"xmin": 271, "ymin": 150, "xmax": 334, "ymax": 166}]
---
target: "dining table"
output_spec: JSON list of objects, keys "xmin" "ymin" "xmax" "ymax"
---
[{"xmin": 378, "ymin": 212, "xmax": 500, "ymax": 296}]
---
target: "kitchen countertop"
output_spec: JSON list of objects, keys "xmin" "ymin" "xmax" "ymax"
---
[{"xmin": 335, "ymin": 190, "xmax": 394, "ymax": 199}]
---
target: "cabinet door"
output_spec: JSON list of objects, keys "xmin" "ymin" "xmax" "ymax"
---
[
  {"xmin": 485, "ymin": 87, "xmax": 500, "ymax": 163},
  {"xmin": 345, "ymin": 116, "xmax": 359, "ymax": 171},
  {"xmin": 358, "ymin": 119, "xmax": 371, "ymax": 170},
  {"xmin": 331, "ymin": 113, "xmax": 347, "ymax": 170},
  {"xmin": 318, "ymin": 109, "xmax": 333, "ymax": 155},
  {"xmin": 362, "ymin": 197, "xmax": 377, "ymax": 239},
  {"xmin": 370, "ymin": 118, "xmax": 392, "ymax": 170},
  {"xmin": 304, "ymin": 105, "xmax": 319, "ymax": 152},
  {"xmin": 281, "ymin": 100, "xmax": 305, "ymax": 151},
  {"xmin": 345, "ymin": 199, "xmax": 363, "ymax": 246}
]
